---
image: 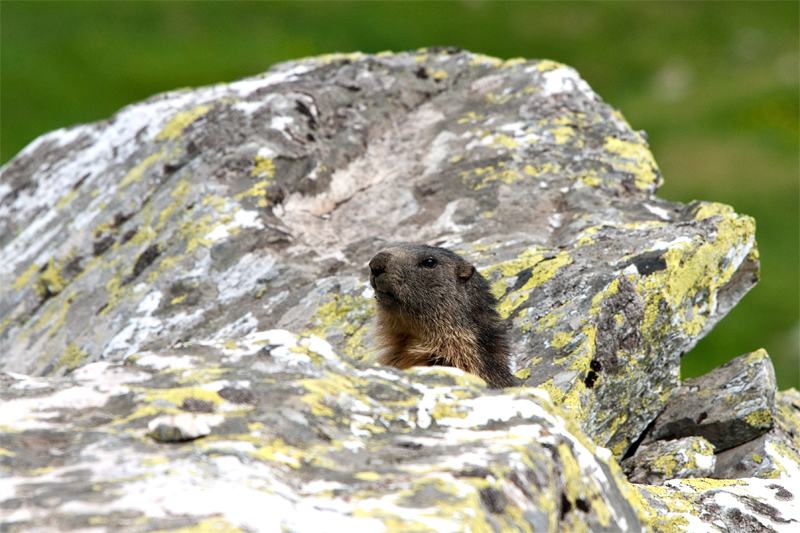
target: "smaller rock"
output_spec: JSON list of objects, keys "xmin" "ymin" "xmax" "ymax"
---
[
  {"xmin": 642, "ymin": 349, "xmax": 776, "ymax": 452},
  {"xmin": 217, "ymin": 386, "xmax": 258, "ymax": 405},
  {"xmin": 621, "ymin": 436, "xmax": 715, "ymax": 485},
  {"xmin": 182, "ymin": 398, "xmax": 215, "ymax": 413},
  {"xmin": 713, "ymin": 388, "xmax": 800, "ymax": 480},
  {"xmin": 712, "ymin": 431, "xmax": 783, "ymax": 479},
  {"xmin": 147, "ymin": 413, "xmax": 221, "ymax": 442}
]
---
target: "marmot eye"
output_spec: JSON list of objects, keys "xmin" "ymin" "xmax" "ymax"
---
[{"xmin": 420, "ymin": 258, "xmax": 437, "ymax": 269}]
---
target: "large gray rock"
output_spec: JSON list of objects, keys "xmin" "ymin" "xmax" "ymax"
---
[
  {"xmin": 1, "ymin": 50, "xmax": 795, "ymax": 532},
  {"xmin": 1, "ymin": 332, "xmax": 646, "ymax": 532},
  {"xmin": 0, "ymin": 50, "xmax": 758, "ymax": 458},
  {"xmin": 642, "ymin": 349, "xmax": 777, "ymax": 452}
]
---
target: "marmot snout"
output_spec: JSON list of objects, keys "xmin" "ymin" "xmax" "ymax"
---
[{"xmin": 369, "ymin": 244, "xmax": 515, "ymax": 389}]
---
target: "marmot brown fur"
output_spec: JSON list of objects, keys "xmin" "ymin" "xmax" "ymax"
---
[{"xmin": 369, "ymin": 244, "xmax": 515, "ymax": 389}]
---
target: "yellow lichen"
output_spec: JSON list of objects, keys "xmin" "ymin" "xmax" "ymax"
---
[
  {"xmin": 603, "ymin": 136, "xmax": 660, "ymax": 190},
  {"xmin": 156, "ymin": 104, "xmax": 212, "ymax": 141},
  {"xmin": 299, "ymin": 373, "xmax": 366, "ymax": 418},
  {"xmin": 51, "ymin": 342, "xmax": 88, "ymax": 375},
  {"xmin": 36, "ymin": 258, "xmax": 67, "ymax": 299},
  {"xmin": 551, "ymin": 331, "xmax": 573, "ymax": 349},
  {"xmin": 119, "ymin": 150, "xmax": 165, "ymax": 188},
  {"xmin": 492, "ymin": 250, "xmax": 572, "ymax": 320},
  {"xmin": 11, "ymin": 262, "xmax": 40, "ymax": 291},
  {"xmin": 536, "ymin": 60, "xmax": 564, "ymax": 72},
  {"xmin": 250, "ymin": 156, "xmax": 275, "ymax": 178},
  {"xmin": 744, "ymin": 409, "xmax": 772, "ymax": 428},
  {"xmin": 514, "ymin": 368, "xmax": 531, "ymax": 380},
  {"xmin": 353, "ymin": 471, "xmax": 382, "ymax": 481},
  {"xmin": 144, "ymin": 387, "xmax": 224, "ymax": 407},
  {"xmin": 692, "ymin": 201, "xmax": 735, "ymax": 221}
]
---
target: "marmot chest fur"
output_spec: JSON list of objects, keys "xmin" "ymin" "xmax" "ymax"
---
[{"xmin": 369, "ymin": 244, "xmax": 515, "ymax": 389}]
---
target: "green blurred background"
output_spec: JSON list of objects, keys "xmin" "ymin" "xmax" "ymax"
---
[{"xmin": 2, "ymin": 1, "xmax": 798, "ymax": 388}]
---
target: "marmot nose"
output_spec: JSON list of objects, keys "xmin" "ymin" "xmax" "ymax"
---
[{"xmin": 369, "ymin": 251, "xmax": 390, "ymax": 280}]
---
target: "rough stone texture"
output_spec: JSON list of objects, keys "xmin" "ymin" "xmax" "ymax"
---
[
  {"xmin": 642, "ymin": 349, "xmax": 776, "ymax": 452},
  {"xmin": 0, "ymin": 50, "xmax": 759, "ymax": 458},
  {"xmin": 713, "ymin": 389, "xmax": 800, "ymax": 480},
  {"xmin": 1, "ymin": 332, "xmax": 646, "ymax": 532},
  {"xmin": 1, "ymin": 50, "xmax": 797, "ymax": 532},
  {"xmin": 621, "ymin": 437, "xmax": 715, "ymax": 485},
  {"xmin": 638, "ymin": 478, "xmax": 799, "ymax": 532}
]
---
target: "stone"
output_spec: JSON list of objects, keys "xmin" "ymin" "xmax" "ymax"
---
[
  {"xmin": 148, "ymin": 413, "xmax": 221, "ymax": 442},
  {"xmin": 0, "ymin": 49, "xmax": 794, "ymax": 532},
  {"xmin": 0, "ymin": 331, "xmax": 646, "ymax": 532},
  {"xmin": 638, "ymin": 478, "xmax": 800, "ymax": 532},
  {"xmin": 713, "ymin": 389, "xmax": 800, "ymax": 480},
  {"xmin": 641, "ymin": 349, "xmax": 776, "ymax": 452},
  {"xmin": 621, "ymin": 436, "xmax": 715, "ymax": 485},
  {"xmin": 0, "ymin": 50, "xmax": 759, "ymax": 462}
]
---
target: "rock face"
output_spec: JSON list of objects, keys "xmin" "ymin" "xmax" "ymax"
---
[
  {"xmin": 642, "ymin": 349, "xmax": 776, "ymax": 452},
  {"xmin": 1, "ymin": 50, "xmax": 798, "ymax": 532},
  {"xmin": 621, "ymin": 436, "xmax": 716, "ymax": 485}
]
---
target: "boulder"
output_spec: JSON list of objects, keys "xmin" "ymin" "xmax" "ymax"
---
[
  {"xmin": 641, "ymin": 349, "xmax": 776, "ymax": 452},
  {"xmin": 1, "ymin": 49, "xmax": 797, "ymax": 532},
  {"xmin": 712, "ymin": 388, "xmax": 800, "ymax": 480},
  {"xmin": 1, "ymin": 332, "xmax": 645, "ymax": 532},
  {"xmin": 621, "ymin": 436, "xmax": 715, "ymax": 485}
]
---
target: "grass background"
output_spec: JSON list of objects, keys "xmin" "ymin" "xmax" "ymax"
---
[{"xmin": 2, "ymin": 1, "xmax": 798, "ymax": 388}]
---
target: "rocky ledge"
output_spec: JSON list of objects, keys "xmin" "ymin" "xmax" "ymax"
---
[{"xmin": 1, "ymin": 49, "xmax": 798, "ymax": 532}]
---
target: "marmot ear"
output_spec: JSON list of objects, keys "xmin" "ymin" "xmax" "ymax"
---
[{"xmin": 457, "ymin": 264, "xmax": 475, "ymax": 282}]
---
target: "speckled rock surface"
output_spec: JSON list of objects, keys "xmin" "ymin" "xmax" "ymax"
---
[
  {"xmin": 713, "ymin": 388, "xmax": 800, "ymax": 480},
  {"xmin": 0, "ymin": 50, "xmax": 759, "ymax": 458},
  {"xmin": 642, "ymin": 349, "xmax": 776, "ymax": 452},
  {"xmin": 638, "ymin": 478, "xmax": 799, "ymax": 532},
  {"xmin": 1, "ymin": 332, "xmax": 646, "ymax": 532},
  {"xmin": 1, "ymin": 50, "xmax": 796, "ymax": 532},
  {"xmin": 621, "ymin": 437, "xmax": 715, "ymax": 486}
]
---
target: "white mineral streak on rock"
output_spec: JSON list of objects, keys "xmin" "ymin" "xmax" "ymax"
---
[
  {"xmin": 276, "ymin": 104, "xmax": 443, "ymax": 251},
  {"xmin": 413, "ymin": 385, "xmax": 442, "ymax": 430},
  {"xmin": 212, "ymin": 252, "xmax": 277, "ymax": 303},
  {"xmin": 653, "ymin": 478, "xmax": 800, "ymax": 532},
  {"xmin": 178, "ymin": 251, "xmax": 211, "ymax": 280},
  {"xmin": 164, "ymin": 308, "xmax": 206, "ymax": 330},
  {"xmin": 228, "ymin": 64, "xmax": 313, "ymax": 96},
  {"xmin": 694, "ymin": 451, "xmax": 716, "ymax": 475},
  {"xmin": 205, "ymin": 209, "xmax": 265, "ymax": 242},
  {"xmin": 765, "ymin": 440, "xmax": 800, "ymax": 480},
  {"xmin": 7, "ymin": 372, "xmax": 52, "ymax": 390},
  {"xmin": 0, "ymin": 210, "xmax": 61, "ymax": 275},
  {"xmin": 231, "ymin": 100, "xmax": 265, "ymax": 116},
  {"xmin": 131, "ymin": 352, "xmax": 199, "ymax": 370},
  {"xmin": 498, "ymin": 120, "xmax": 539, "ymax": 144},
  {"xmin": 102, "ymin": 291, "xmax": 164, "ymax": 358},
  {"xmin": 71, "ymin": 361, "xmax": 150, "ymax": 386},
  {"xmin": 644, "ymin": 203, "xmax": 672, "ymax": 221},
  {"xmin": 540, "ymin": 66, "xmax": 598, "ymax": 102},
  {"xmin": 0, "ymin": 386, "xmax": 113, "ymax": 431},
  {"xmin": 148, "ymin": 413, "xmax": 223, "ymax": 441},
  {"xmin": 212, "ymin": 312, "xmax": 259, "ymax": 342},
  {"xmin": 422, "ymin": 130, "xmax": 459, "ymax": 177},
  {"xmin": 431, "ymin": 200, "xmax": 472, "ymax": 234}
]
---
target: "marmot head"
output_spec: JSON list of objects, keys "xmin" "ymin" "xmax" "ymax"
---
[
  {"xmin": 368, "ymin": 243, "xmax": 515, "ymax": 389},
  {"xmin": 369, "ymin": 244, "xmax": 482, "ymax": 320}
]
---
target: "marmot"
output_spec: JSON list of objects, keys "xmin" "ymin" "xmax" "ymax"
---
[{"xmin": 369, "ymin": 244, "xmax": 515, "ymax": 389}]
